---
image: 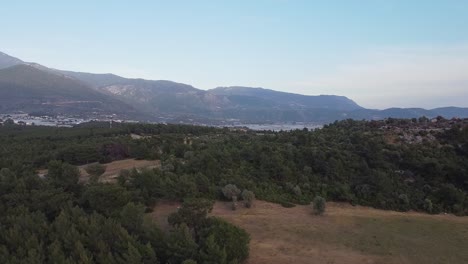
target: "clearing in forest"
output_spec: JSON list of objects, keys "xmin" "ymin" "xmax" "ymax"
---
[
  {"xmin": 152, "ymin": 200, "xmax": 468, "ymax": 264},
  {"xmin": 38, "ymin": 158, "xmax": 160, "ymax": 182}
]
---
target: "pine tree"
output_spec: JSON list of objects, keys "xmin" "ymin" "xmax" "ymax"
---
[
  {"xmin": 166, "ymin": 224, "xmax": 198, "ymax": 263},
  {"xmin": 312, "ymin": 196, "xmax": 326, "ymax": 215},
  {"xmin": 47, "ymin": 240, "xmax": 68, "ymax": 264},
  {"xmin": 123, "ymin": 242, "xmax": 142, "ymax": 264},
  {"xmin": 74, "ymin": 241, "xmax": 92, "ymax": 264},
  {"xmin": 140, "ymin": 242, "xmax": 158, "ymax": 264},
  {"xmin": 119, "ymin": 202, "xmax": 145, "ymax": 233},
  {"xmin": 199, "ymin": 234, "xmax": 227, "ymax": 264}
]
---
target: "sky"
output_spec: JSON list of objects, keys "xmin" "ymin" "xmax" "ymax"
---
[{"xmin": 2, "ymin": 0, "xmax": 468, "ymax": 109}]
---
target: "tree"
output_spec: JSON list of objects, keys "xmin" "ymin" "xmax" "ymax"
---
[
  {"xmin": 168, "ymin": 199, "xmax": 214, "ymax": 230},
  {"xmin": 4, "ymin": 118, "xmax": 14, "ymax": 126},
  {"xmin": 166, "ymin": 224, "xmax": 198, "ymax": 264},
  {"xmin": 46, "ymin": 160, "xmax": 80, "ymax": 192},
  {"xmin": 123, "ymin": 242, "xmax": 142, "ymax": 264},
  {"xmin": 0, "ymin": 168, "xmax": 17, "ymax": 192},
  {"xmin": 293, "ymin": 185, "xmax": 302, "ymax": 196},
  {"xmin": 312, "ymin": 196, "xmax": 326, "ymax": 215},
  {"xmin": 222, "ymin": 184, "xmax": 241, "ymax": 201},
  {"xmin": 398, "ymin": 194, "xmax": 410, "ymax": 212},
  {"xmin": 241, "ymin": 190, "xmax": 255, "ymax": 208},
  {"xmin": 73, "ymin": 241, "xmax": 93, "ymax": 264},
  {"xmin": 423, "ymin": 198, "xmax": 433, "ymax": 214},
  {"xmin": 201, "ymin": 218, "xmax": 250, "ymax": 263},
  {"xmin": 199, "ymin": 234, "xmax": 227, "ymax": 264},
  {"xmin": 222, "ymin": 184, "xmax": 241, "ymax": 211},
  {"xmin": 119, "ymin": 202, "xmax": 146, "ymax": 233},
  {"xmin": 47, "ymin": 240, "xmax": 68, "ymax": 264},
  {"xmin": 81, "ymin": 184, "xmax": 131, "ymax": 217},
  {"xmin": 85, "ymin": 163, "xmax": 106, "ymax": 183}
]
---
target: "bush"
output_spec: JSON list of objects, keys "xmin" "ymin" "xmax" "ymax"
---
[
  {"xmin": 85, "ymin": 163, "xmax": 106, "ymax": 183},
  {"xmin": 241, "ymin": 190, "xmax": 255, "ymax": 208},
  {"xmin": 222, "ymin": 184, "xmax": 241, "ymax": 201},
  {"xmin": 293, "ymin": 185, "xmax": 302, "ymax": 196},
  {"xmin": 398, "ymin": 194, "xmax": 410, "ymax": 212},
  {"xmin": 423, "ymin": 198, "xmax": 433, "ymax": 214},
  {"xmin": 201, "ymin": 218, "xmax": 250, "ymax": 263},
  {"xmin": 312, "ymin": 196, "xmax": 326, "ymax": 215}
]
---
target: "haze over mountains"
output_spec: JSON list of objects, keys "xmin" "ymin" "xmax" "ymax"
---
[{"xmin": 1, "ymin": 51, "xmax": 467, "ymax": 123}]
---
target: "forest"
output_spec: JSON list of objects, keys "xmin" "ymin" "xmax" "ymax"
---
[{"xmin": 0, "ymin": 118, "xmax": 467, "ymax": 263}]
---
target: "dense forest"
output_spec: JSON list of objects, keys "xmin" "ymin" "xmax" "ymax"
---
[{"xmin": 0, "ymin": 118, "xmax": 467, "ymax": 262}]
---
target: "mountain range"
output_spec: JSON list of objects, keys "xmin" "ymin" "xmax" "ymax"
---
[{"xmin": 1, "ymin": 51, "xmax": 467, "ymax": 123}]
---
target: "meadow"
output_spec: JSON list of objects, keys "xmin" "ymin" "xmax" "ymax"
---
[{"xmin": 153, "ymin": 201, "xmax": 468, "ymax": 264}]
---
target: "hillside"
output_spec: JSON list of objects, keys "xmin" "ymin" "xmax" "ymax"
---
[
  {"xmin": 0, "ymin": 51, "xmax": 24, "ymax": 69},
  {"xmin": 1, "ymin": 51, "xmax": 468, "ymax": 123},
  {"xmin": 0, "ymin": 64, "xmax": 137, "ymax": 116},
  {"xmin": 348, "ymin": 107, "xmax": 468, "ymax": 120},
  {"xmin": 1, "ymin": 119, "xmax": 467, "ymax": 263},
  {"xmin": 0, "ymin": 51, "xmax": 365, "ymax": 122},
  {"xmin": 210, "ymin": 86, "xmax": 363, "ymax": 111},
  {"xmin": 64, "ymin": 72, "xmax": 361, "ymax": 122},
  {"xmin": 1, "ymin": 120, "xmax": 467, "ymax": 263}
]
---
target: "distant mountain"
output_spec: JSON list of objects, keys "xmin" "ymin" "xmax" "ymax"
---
[
  {"xmin": 210, "ymin": 86, "xmax": 362, "ymax": 111},
  {"xmin": 432, "ymin": 107, "xmax": 468, "ymax": 118},
  {"xmin": 59, "ymin": 70, "xmax": 128, "ymax": 88},
  {"xmin": 1, "ymin": 51, "xmax": 467, "ymax": 123},
  {"xmin": 0, "ymin": 51, "xmax": 24, "ymax": 69},
  {"xmin": 347, "ymin": 108, "xmax": 433, "ymax": 120},
  {"xmin": 60, "ymin": 71, "xmax": 219, "ymax": 115},
  {"xmin": 347, "ymin": 107, "xmax": 468, "ymax": 120},
  {"xmin": 0, "ymin": 64, "xmax": 137, "ymax": 117}
]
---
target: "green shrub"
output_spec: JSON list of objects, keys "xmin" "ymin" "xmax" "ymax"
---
[{"xmin": 312, "ymin": 196, "xmax": 326, "ymax": 215}]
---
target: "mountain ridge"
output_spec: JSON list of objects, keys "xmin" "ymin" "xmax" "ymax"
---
[
  {"xmin": 0, "ymin": 64, "xmax": 138, "ymax": 117},
  {"xmin": 0, "ymin": 51, "xmax": 24, "ymax": 69},
  {"xmin": 1, "ymin": 51, "xmax": 467, "ymax": 123}
]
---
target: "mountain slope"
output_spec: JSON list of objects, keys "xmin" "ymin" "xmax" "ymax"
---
[
  {"xmin": 1, "ymin": 50, "xmax": 467, "ymax": 123},
  {"xmin": 432, "ymin": 107, "xmax": 468, "ymax": 118},
  {"xmin": 59, "ymin": 70, "xmax": 128, "ymax": 88},
  {"xmin": 98, "ymin": 80, "xmax": 214, "ymax": 114},
  {"xmin": 0, "ymin": 64, "xmax": 138, "ymax": 116},
  {"xmin": 55, "ymin": 70, "xmax": 213, "ymax": 113},
  {"xmin": 56, "ymin": 69, "xmax": 364, "ymax": 121},
  {"xmin": 0, "ymin": 51, "xmax": 24, "ymax": 69},
  {"xmin": 210, "ymin": 86, "xmax": 363, "ymax": 111}
]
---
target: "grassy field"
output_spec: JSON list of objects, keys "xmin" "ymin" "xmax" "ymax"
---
[
  {"xmin": 38, "ymin": 158, "xmax": 160, "ymax": 182},
  {"xmin": 152, "ymin": 201, "xmax": 468, "ymax": 264},
  {"xmin": 86, "ymin": 158, "xmax": 160, "ymax": 182}
]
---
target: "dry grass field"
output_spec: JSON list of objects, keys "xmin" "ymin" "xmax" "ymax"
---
[
  {"xmin": 152, "ymin": 200, "xmax": 468, "ymax": 264},
  {"xmin": 38, "ymin": 158, "xmax": 160, "ymax": 182},
  {"xmin": 85, "ymin": 158, "xmax": 160, "ymax": 182}
]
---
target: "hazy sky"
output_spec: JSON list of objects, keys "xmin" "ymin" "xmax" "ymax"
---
[{"xmin": 2, "ymin": 0, "xmax": 468, "ymax": 109}]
